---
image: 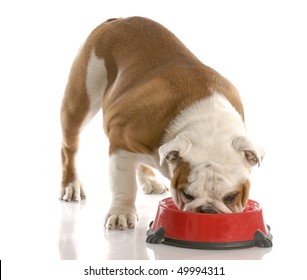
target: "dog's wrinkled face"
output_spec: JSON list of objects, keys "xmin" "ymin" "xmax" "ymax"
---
[
  {"xmin": 170, "ymin": 161, "xmax": 250, "ymax": 213},
  {"xmin": 159, "ymin": 134, "xmax": 264, "ymax": 214}
]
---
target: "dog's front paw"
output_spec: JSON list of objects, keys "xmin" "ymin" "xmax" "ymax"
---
[
  {"xmin": 60, "ymin": 180, "xmax": 86, "ymax": 202},
  {"xmin": 105, "ymin": 206, "xmax": 137, "ymax": 230}
]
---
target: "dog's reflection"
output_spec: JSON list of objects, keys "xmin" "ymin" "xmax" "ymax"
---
[
  {"xmin": 104, "ymin": 227, "xmax": 151, "ymax": 260},
  {"xmin": 58, "ymin": 200, "xmax": 85, "ymax": 260},
  {"xmin": 58, "ymin": 199, "xmax": 271, "ymax": 260}
]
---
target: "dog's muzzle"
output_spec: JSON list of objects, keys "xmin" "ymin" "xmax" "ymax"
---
[{"xmin": 199, "ymin": 205, "xmax": 220, "ymax": 214}]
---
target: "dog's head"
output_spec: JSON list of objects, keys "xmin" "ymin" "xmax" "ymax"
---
[{"xmin": 159, "ymin": 134, "xmax": 264, "ymax": 213}]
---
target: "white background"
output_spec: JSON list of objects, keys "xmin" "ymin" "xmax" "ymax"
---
[{"xmin": 1, "ymin": 0, "xmax": 306, "ymax": 279}]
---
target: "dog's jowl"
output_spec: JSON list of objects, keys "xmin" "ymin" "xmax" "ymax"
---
[{"xmin": 60, "ymin": 17, "xmax": 264, "ymax": 230}]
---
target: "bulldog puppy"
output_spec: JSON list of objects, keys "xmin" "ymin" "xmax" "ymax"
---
[{"xmin": 60, "ymin": 17, "xmax": 264, "ymax": 230}]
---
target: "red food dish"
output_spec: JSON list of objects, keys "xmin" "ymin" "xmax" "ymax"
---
[{"xmin": 147, "ymin": 197, "xmax": 272, "ymax": 249}]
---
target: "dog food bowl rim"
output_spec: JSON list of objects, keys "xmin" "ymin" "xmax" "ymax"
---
[{"xmin": 158, "ymin": 197, "xmax": 262, "ymax": 216}]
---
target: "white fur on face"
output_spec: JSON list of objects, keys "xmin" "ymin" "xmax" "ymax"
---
[
  {"xmin": 161, "ymin": 93, "xmax": 262, "ymax": 213},
  {"xmin": 184, "ymin": 162, "xmax": 248, "ymax": 212},
  {"xmin": 169, "ymin": 160, "xmax": 250, "ymax": 213}
]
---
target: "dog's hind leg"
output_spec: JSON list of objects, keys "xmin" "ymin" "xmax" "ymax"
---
[
  {"xmin": 60, "ymin": 48, "xmax": 108, "ymax": 201},
  {"xmin": 137, "ymin": 164, "xmax": 168, "ymax": 194}
]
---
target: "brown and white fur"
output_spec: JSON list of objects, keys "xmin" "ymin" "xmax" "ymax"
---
[{"xmin": 60, "ymin": 17, "xmax": 264, "ymax": 230}]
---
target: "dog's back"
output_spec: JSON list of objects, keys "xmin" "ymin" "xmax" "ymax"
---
[
  {"xmin": 79, "ymin": 17, "xmax": 244, "ymax": 154},
  {"xmin": 60, "ymin": 17, "xmax": 255, "ymax": 230}
]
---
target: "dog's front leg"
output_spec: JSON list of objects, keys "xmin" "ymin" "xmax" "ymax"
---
[{"xmin": 105, "ymin": 149, "xmax": 138, "ymax": 230}]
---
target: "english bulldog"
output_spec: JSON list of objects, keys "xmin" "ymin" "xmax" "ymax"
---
[{"xmin": 60, "ymin": 17, "xmax": 264, "ymax": 230}]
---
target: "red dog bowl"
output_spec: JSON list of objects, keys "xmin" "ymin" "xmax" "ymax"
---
[{"xmin": 147, "ymin": 197, "xmax": 272, "ymax": 249}]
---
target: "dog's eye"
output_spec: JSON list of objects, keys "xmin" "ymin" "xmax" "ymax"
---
[
  {"xmin": 182, "ymin": 191, "xmax": 194, "ymax": 201},
  {"xmin": 223, "ymin": 192, "xmax": 239, "ymax": 204},
  {"xmin": 166, "ymin": 151, "xmax": 179, "ymax": 161}
]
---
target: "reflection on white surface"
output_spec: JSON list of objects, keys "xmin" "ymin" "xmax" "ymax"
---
[
  {"xmin": 56, "ymin": 191, "xmax": 274, "ymax": 260},
  {"xmin": 58, "ymin": 201, "xmax": 83, "ymax": 260}
]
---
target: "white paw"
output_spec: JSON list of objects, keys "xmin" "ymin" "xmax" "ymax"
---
[
  {"xmin": 105, "ymin": 206, "xmax": 137, "ymax": 230},
  {"xmin": 60, "ymin": 180, "xmax": 86, "ymax": 202},
  {"xmin": 140, "ymin": 178, "xmax": 168, "ymax": 194}
]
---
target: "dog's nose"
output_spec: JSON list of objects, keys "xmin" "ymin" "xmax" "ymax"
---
[{"xmin": 200, "ymin": 207, "xmax": 218, "ymax": 214}]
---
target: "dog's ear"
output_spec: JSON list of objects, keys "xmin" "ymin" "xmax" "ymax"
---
[
  {"xmin": 158, "ymin": 134, "xmax": 192, "ymax": 166},
  {"xmin": 171, "ymin": 162, "xmax": 191, "ymax": 190},
  {"xmin": 232, "ymin": 136, "xmax": 265, "ymax": 167},
  {"xmin": 224, "ymin": 180, "xmax": 250, "ymax": 213},
  {"xmin": 170, "ymin": 162, "xmax": 191, "ymax": 210},
  {"xmin": 240, "ymin": 180, "xmax": 250, "ymax": 208}
]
